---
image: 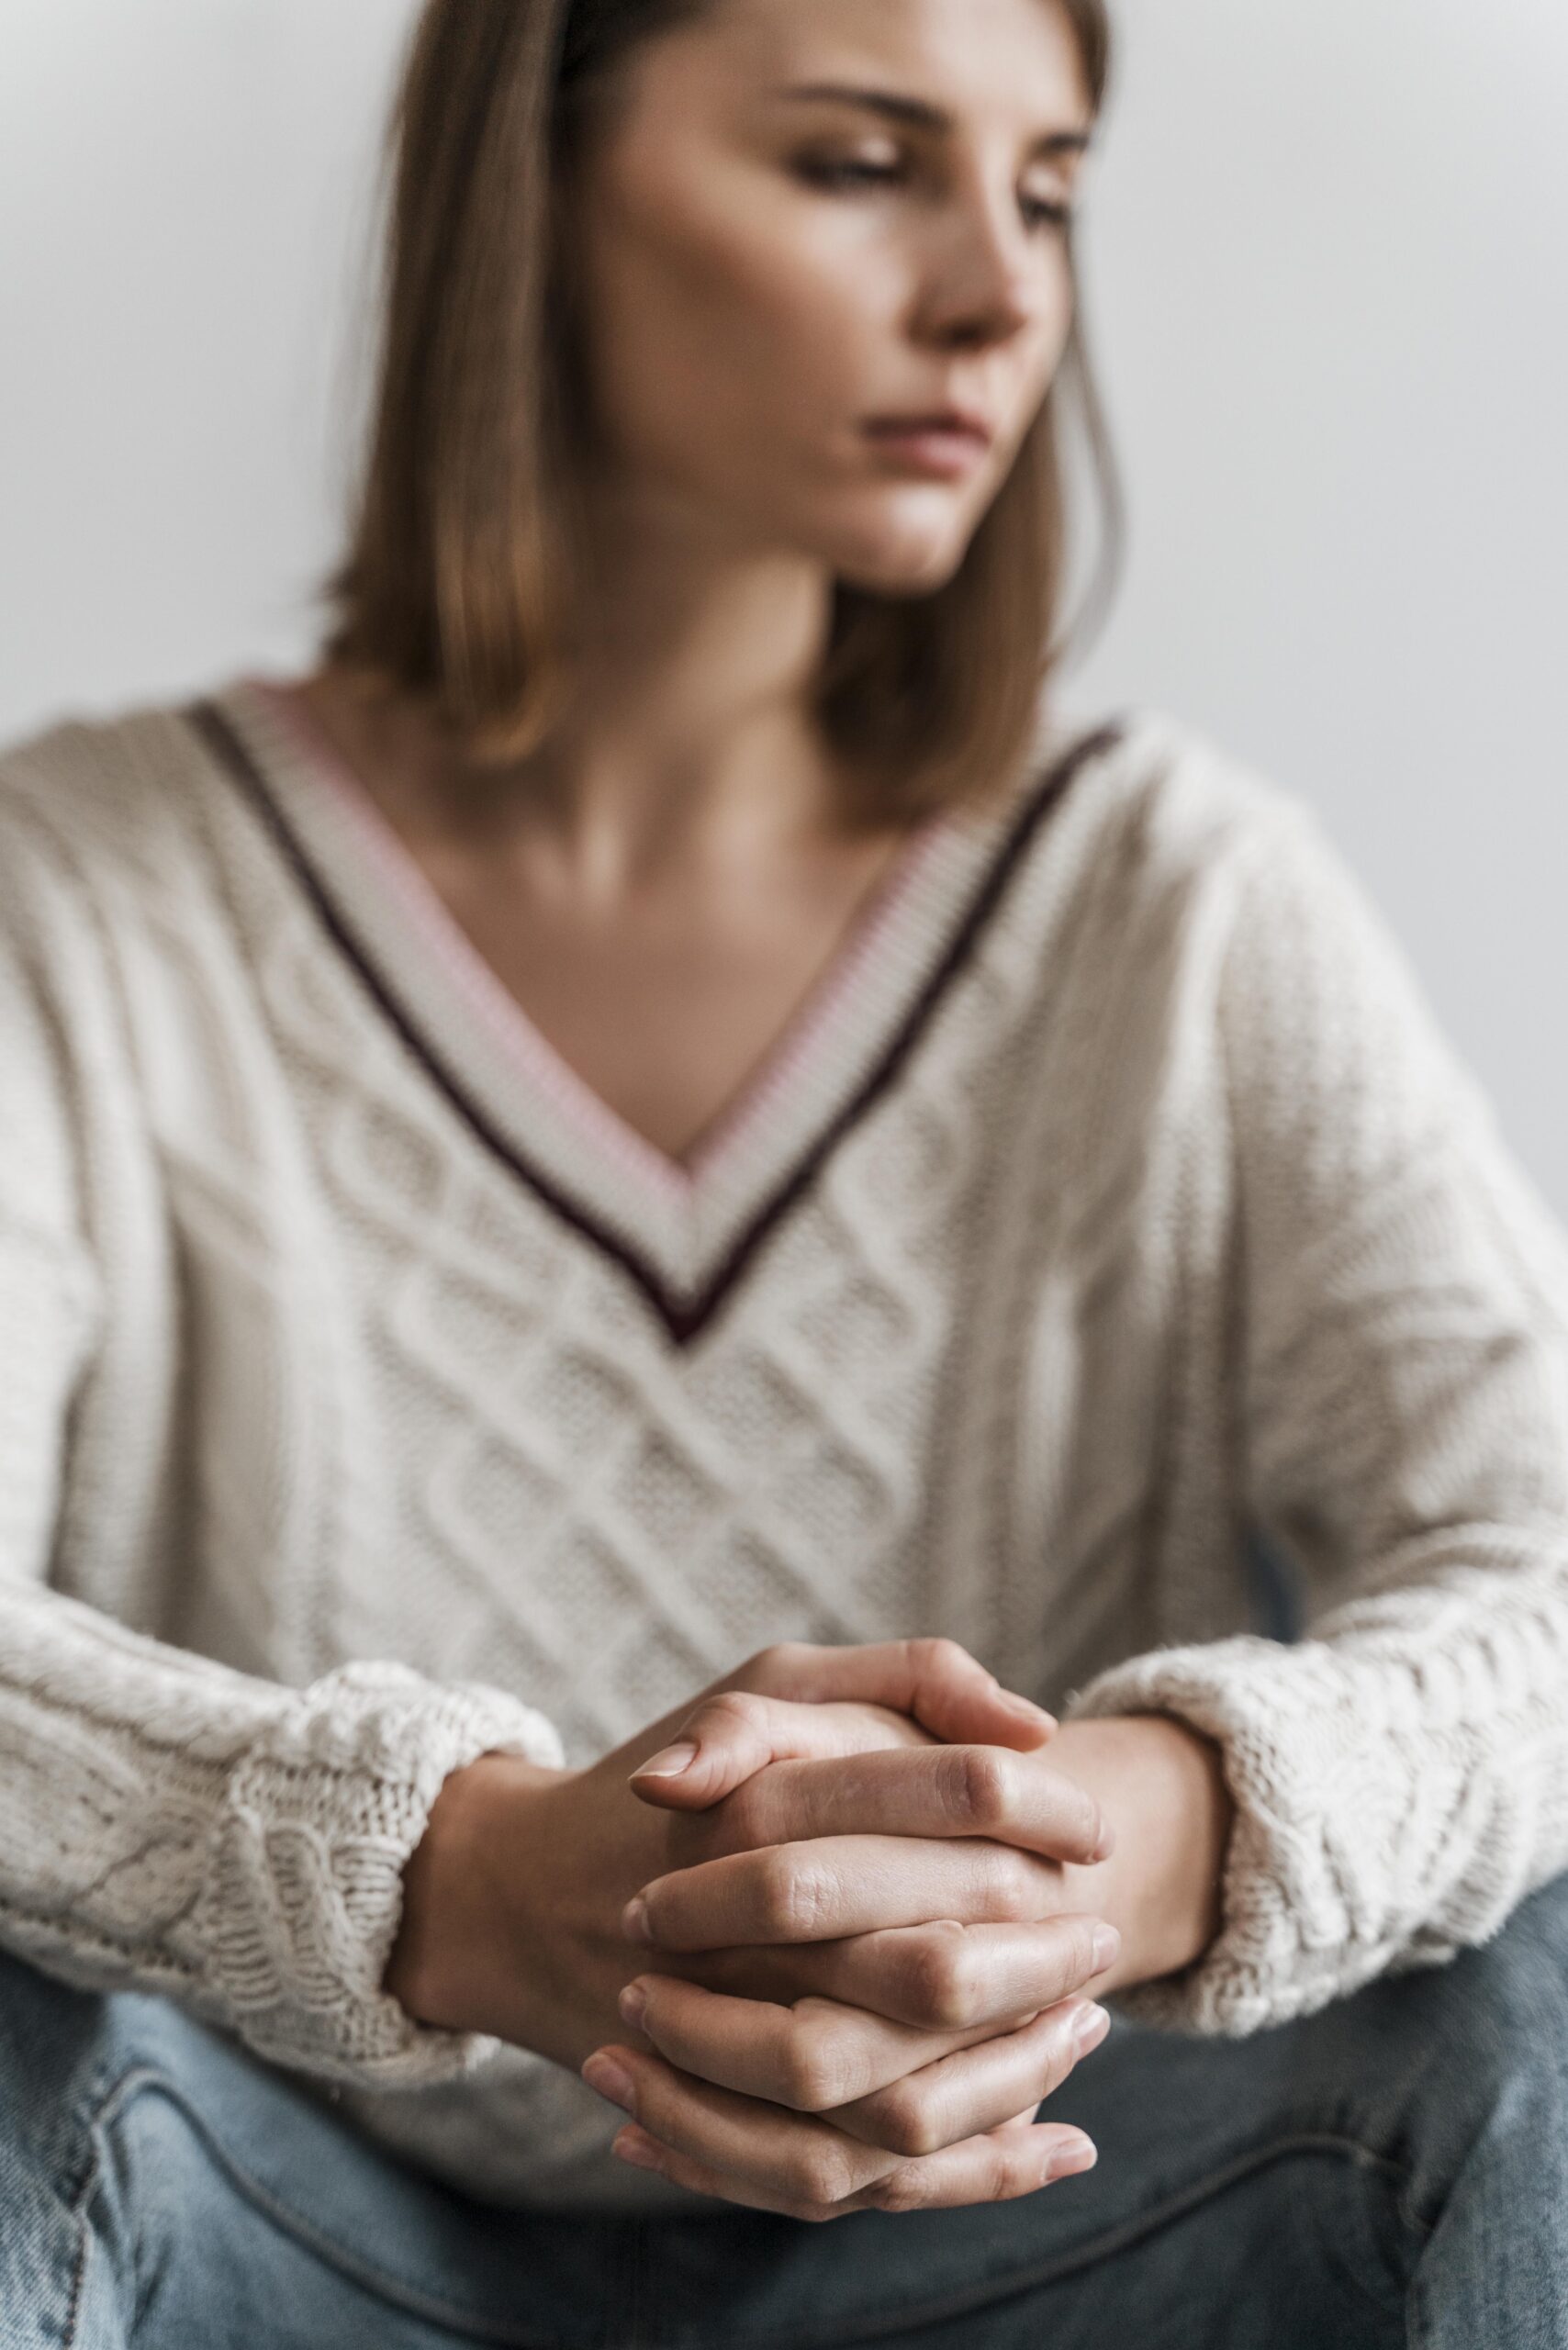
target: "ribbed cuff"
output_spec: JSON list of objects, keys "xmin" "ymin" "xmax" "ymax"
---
[
  {"xmin": 194, "ymin": 1661, "xmax": 566, "ymax": 2086},
  {"xmin": 1062, "ymin": 1635, "xmax": 1400, "ymax": 2036}
]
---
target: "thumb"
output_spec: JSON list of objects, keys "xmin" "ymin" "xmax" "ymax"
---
[
  {"xmin": 628, "ymin": 1691, "xmax": 919, "ymax": 1813},
  {"xmin": 628, "ymin": 1665, "xmax": 1053, "ymax": 1815}
]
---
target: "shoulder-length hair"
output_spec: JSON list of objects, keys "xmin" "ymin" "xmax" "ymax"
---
[{"xmin": 322, "ymin": 0, "xmax": 1124, "ymax": 827}]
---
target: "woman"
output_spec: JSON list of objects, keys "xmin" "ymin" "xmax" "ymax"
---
[{"xmin": 3, "ymin": 0, "xmax": 1566, "ymax": 2341}]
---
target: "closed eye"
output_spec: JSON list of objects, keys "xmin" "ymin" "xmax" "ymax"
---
[{"xmin": 792, "ymin": 155, "xmax": 1073, "ymax": 235}]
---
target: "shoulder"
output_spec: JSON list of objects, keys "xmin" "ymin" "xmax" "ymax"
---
[
  {"xmin": 0, "ymin": 692, "xmax": 230, "ymax": 920},
  {"xmin": 0, "ymin": 702, "xmax": 214, "ymax": 1241},
  {"xmin": 0, "ymin": 689, "xmax": 218, "ymax": 983},
  {"xmin": 1024, "ymin": 706, "xmax": 1348, "ymax": 974},
  {"xmin": 0, "ymin": 695, "xmax": 251, "ymax": 1133},
  {"xmin": 1065, "ymin": 705, "xmax": 1328, "ymax": 871},
  {"xmin": 1103, "ymin": 707, "xmax": 1440, "ymax": 1009}
]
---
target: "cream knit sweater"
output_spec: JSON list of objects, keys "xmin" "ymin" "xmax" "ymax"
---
[{"xmin": 4, "ymin": 675, "xmax": 1567, "ymax": 2211}]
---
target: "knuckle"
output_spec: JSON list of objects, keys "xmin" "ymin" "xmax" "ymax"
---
[
  {"xmin": 753, "ymin": 1850, "xmax": 800, "ymax": 1935},
  {"xmin": 863, "ymin": 2162, "xmax": 928, "ymax": 2214},
  {"xmin": 756, "ymin": 1849, "xmax": 826, "ymax": 1939},
  {"xmin": 789, "ymin": 2147, "xmax": 856, "ymax": 2210},
  {"xmin": 904, "ymin": 1930, "xmax": 977, "ymax": 2029},
  {"xmin": 739, "ymin": 1643, "xmax": 812, "ymax": 1696},
  {"xmin": 942, "ymin": 1744, "xmax": 1013, "ymax": 1829},
  {"xmin": 778, "ymin": 2021, "xmax": 850, "ymax": 2113},
  {"xmin": 868, "ymin": 2086, "xmax": 943, "ymax": 2160},
  {"xmin": 909, "ymin": 1635, "xmax": 970, "ymax": 1683},
  {"xmin": 702, "ymin": 1689, "xmax": 769, "ymax": 1736}
]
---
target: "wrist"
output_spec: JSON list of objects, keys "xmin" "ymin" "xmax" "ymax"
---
[
  {"xmin": 1148, "ymin": 1712, "xmax": 1234, "ymax": 1969},
  {"xmin": 1046, "ymin": 1714, "xmax": 1236, "ymax": 1993},
  {"xmin": 386, "ymin": 1751, "xmax": 566, "ymax": 2031}
]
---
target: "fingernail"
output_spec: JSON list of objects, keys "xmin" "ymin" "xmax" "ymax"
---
[
  {"xmin": 622, "ymin": 1896, "xmax": 654, "ymax": 1944},
  {"xmin": 1089, "ymin": 1816, "xmax": 1115, "ymax": 1861},
  {"xmin": 633, "ymin": 1742, "xmax": 698, "ymax": 1780},
  {"xmin": 1092, "ymin": 1924, "xmax": 1122, "ymax": 1973},
  {"xmin": 1049, "ymin": 2135, "xmax": 1098, "ymax": 2179},
  {"xmin": 1001, "ymin": 1689, "xmax": 1056, "ymax": 1723},
  {"xmin": 582, "ymin": 2054, "xmax": 636, "ymax": 2114},
  {"xmin": 613, "ymin": 2128, "xmax": 665, "ymax": 2174},
  {"xmin": 619, "ymin": 1981, "xmax": 649, "ymax": 2029},
  {"xmin": 1072, "ymin": 2001, "xmax": 1111, "ymax": 2053}
]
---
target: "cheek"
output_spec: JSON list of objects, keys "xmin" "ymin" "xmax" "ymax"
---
[{"xmin": 580, "ymin": 204, "xmax": 893, "ymax": 484}]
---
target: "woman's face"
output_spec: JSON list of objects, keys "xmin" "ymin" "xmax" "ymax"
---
[{"xmin": 566, "ymin": 0, "xmax": 1093, "ymax": 595}]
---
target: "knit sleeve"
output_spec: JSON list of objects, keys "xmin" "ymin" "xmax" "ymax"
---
[
  {"xmin": 1063, "ymin": 790, "xmax": 1568, "ymax": 2034},
  {"xmin": 0, "ymin": 810, "xmax": 564, "ymax": 2087}
]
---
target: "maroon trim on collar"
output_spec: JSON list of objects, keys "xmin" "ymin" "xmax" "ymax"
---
[{"xmin": 186, "ymin": 699, "xmax": 1126, "ymax": 1349}]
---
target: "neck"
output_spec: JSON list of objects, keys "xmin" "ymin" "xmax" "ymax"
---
[{"xmin": 309, "ymin": 538, "xmax": 891, "ymax": 895}]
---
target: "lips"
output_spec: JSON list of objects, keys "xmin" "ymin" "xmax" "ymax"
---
[
  {"xmin": 861, "ymin": 411, "xmax": 997, "ymax": 482},
  {"xmin": 866, "ymin": 409, "xmax": 996, "ymax": 448}
]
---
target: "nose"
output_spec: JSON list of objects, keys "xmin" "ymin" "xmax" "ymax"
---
[{"xmin": 914, "ymin": 181, "xmax": 1050, "ymax": 355}]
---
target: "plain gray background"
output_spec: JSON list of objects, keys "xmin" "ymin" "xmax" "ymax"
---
[{"xmin": 2, "ymin": 0, "xmax": 1564, "ymax": 1207}]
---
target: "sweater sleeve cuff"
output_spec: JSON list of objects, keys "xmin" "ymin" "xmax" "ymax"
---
[
  {"xmin": 1062, "ymin": 1635, "xmax": 1405, "ymax": 2037},
  {"xmin": 193, "ymin": 1661, "xmax": 566, "ymax": 2087}
]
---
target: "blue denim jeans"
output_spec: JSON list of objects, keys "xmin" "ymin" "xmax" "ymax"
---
[{"xmin": 4, "ymin": 1868, "xmax": 1567, "ymax": 2350}]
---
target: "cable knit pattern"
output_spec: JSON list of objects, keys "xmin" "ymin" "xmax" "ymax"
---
[
  {"xmin": 194, "ymin": 1661, "xmax": 564, "ymax": 2081},
  {"xmin": 0, "ymin": 1592, "xmax": 561, "ymax": 2087},
  {"xmin": 1066, "ymin": 797, "xmax": 1568, "ymax": 2031},
  {"xmin": 2, "ymin": 676, "xmax": 1566, "ymax": 2210}
]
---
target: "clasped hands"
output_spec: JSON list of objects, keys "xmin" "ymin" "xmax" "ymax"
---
[{"xmin": 387, "ymin": 1639, "xmax": 1234, "ymax": 2222}]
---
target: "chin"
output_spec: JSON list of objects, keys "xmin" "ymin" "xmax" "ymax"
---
[
  {"xmin": 825, "ymin": 518, "xmax": 977, "ymax": 599},
  {"xmin": 815, "ymin": 480, "xmax": 991, "ymax": 598},
  {"xmin": 834, "ymin": 544, "xmax": 972, "ymax": 600}
]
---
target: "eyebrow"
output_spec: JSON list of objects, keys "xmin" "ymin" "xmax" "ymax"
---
[{"xmin": 772, "ymin": 81, "xmax": 1093, "ymax": 157}]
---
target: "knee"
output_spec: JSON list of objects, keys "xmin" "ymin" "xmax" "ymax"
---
[{"xmin": 1354, "ymin": 1868, "xmax": 1568, "ymax": 2217}]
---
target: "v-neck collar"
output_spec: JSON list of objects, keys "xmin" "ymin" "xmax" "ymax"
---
[{"xmin": 189, "ymin": 677, "xmax": 1126, "ymax": 1348}]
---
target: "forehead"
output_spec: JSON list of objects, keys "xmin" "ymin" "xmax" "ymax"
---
[{"xmin": 663, "ymin": 0, "xmax": 1092, "ymax": 127}]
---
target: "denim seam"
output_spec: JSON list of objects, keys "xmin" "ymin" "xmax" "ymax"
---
[
  {"xmin": 62, "ymin": 2117, "xmax": 114, "ymax": 2348},
  {"xmin": 58, "ymin": 2047, "xmax": 153, "ymax": 2349},
  {"xmin": 70, "ymin": 2064, "xmax": 595, "ymax": 2350},
  {"xmin": 696, "ymin": 2131, "xmax": 1431, "ymax": 2350},
  {"xmin": 61, "ymin": 2214, "xmax": 90, "ymax": 2350}
]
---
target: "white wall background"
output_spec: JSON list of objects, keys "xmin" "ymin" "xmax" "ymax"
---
[{"xmin": 3, "ymin": 0, "xmax": 1565, "ymax": 1206}]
